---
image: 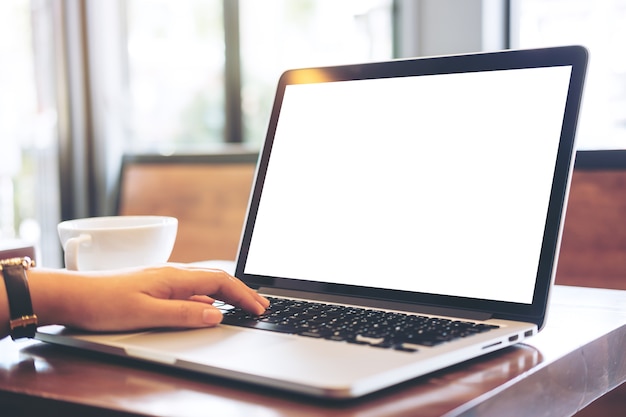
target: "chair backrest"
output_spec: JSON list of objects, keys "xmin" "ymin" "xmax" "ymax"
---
[
  {"xmin": 556, "ymin": 150, "xmax": 626, "ymax": 290},
  {"xmin": 0, "ymin": 242, "xmax": 36, "ymax": 262},
  {"xmin": 117, "ymin": 151, "xmax": 258, "ymax": 263}
]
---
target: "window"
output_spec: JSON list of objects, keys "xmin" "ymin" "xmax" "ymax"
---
[
  {"xmin": 511, "ymin": 0, "xmax": 626, "ymax": 149},
  {"xmin": 239, "ymin": 0, "xmax": 394, "ymax": 144},
  {"xmin": 120, "ymin": 0, "xmax": 393, "ymax": 151},
  {"xmin": 0, "ymin": 0, "xmax": 61, "ymax": 266},
  {"xmin": 0, "ymin": 1, "xmax": 33, "ymax": 242},
  {"xmin": 125, "ymin": 0, "xmax": 226, "ymax": 152}
]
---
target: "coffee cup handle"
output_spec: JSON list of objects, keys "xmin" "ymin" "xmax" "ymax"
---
[{"xmin": 64, "ymin": 234, "xmax": 92, "ymax": 271}]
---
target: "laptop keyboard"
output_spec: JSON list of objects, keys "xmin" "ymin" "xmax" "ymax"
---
[{"xmin": 217, "ymin": 296, "xmax": 499, "ymax": 352}]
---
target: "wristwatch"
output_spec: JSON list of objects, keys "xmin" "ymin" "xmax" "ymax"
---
[{"xmin": 1, "ymin": 257, "xmax": 37, "ymax": 340}]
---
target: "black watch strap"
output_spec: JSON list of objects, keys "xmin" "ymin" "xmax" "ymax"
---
[{"xmin": 1, "ymin": 257, "xmax": 37, "ymax": 340}]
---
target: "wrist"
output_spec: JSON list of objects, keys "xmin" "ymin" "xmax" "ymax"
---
[
  {"xmin": 28, "ymin": 268, "xmax": 85, "ymax": 329},
  {"xmin": 1, "ymin": 257, "xmax": 37, "ymax": 340}
]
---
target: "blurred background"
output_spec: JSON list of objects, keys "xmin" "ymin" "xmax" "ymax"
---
[{"xmin": 1, "ymin": 0, "xmax": 625, "ymax": 267}]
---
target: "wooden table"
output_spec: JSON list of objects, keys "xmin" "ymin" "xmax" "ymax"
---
[{"xmin": 1, "ymin": 285, "xmax": 625, "ymax": 417}]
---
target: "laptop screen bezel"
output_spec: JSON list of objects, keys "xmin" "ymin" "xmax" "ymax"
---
[{"xmin": 235, "ymin": 46, "xmax": 588, "ymax": 329}]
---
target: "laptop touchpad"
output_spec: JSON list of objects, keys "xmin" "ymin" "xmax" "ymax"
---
[{"xmin": 120, "ymin": 326, "xmax": 290, "ymax": 359}]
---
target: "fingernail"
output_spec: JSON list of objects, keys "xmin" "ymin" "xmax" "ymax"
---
[
  {"xmin": 202, "ymin": 308, "xmax": 222, "ymax": 325},
  {"xmin": 259, "ymin": 296, "xmax": 270, "ymax": 308}
]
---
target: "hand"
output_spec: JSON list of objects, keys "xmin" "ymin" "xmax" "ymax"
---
[{"xmin": 26, "ymin": 264, "xmax": 270, "ymax": 333}]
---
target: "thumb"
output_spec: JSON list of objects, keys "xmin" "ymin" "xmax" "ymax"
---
[{"xmin": 144, "ymin": 300, "xmax": 224, "ymax": 329}]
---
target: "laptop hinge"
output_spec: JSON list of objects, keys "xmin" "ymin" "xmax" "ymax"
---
[{"xmin": 258, "ymin": 287, "xmax": 492, "ymax": 321}]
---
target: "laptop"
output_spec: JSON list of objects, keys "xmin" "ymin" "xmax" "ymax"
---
[{"xmin": 37, "ymin": 45, "xmax": 588, "ymax": 399}]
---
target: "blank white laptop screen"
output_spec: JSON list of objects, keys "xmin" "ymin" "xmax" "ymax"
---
[{"xmin": 244, "ymin": 66, "xmax": 573, "ymax": 304}]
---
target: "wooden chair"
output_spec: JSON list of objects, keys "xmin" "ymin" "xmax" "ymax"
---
[
  {"xmin": 556, "ymin": 150, "xmax": 626, "ymax": 290},
  {"xmin": 116, "ymin": 151, "xmax": 258, "ymax": 263},
  {"xmin": 0, "ymin": 242, "xmax": 36, "ymax": 262},
  {"xmin": 556, "ymin": 149, "xmax": 626, "ymax": 416}
]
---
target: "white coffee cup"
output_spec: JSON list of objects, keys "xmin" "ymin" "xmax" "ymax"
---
[{"xmin": 57, "ymin": 216, "xmax": 178, "ymax": 271}]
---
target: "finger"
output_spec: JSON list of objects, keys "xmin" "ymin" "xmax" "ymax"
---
[
  {"xmin": 205, "ymin": 274, "xmax": 270, "ymax": 314},
  {"xmin": 136, "ymin": 299, "xmax": 225, "ymax": 329},
  {"xmin": 156, "ymin": 267, "xmax": 269, "ymax": 315},
  {"xmin": 189, "ymin": 294, "xmax": 215, "ymax": 304}
]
